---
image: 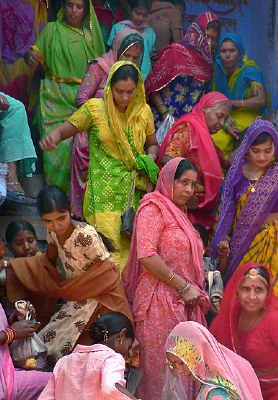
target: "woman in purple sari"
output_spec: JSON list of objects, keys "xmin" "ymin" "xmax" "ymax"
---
[
  {"xmin": 211, "ymin": 119, "xmax": 278, "ymax": 294},
  {"xmin": 0, "ymin": 304, "xmax": 51, "ymax": 399}
]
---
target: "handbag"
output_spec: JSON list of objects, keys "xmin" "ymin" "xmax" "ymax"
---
[{"xmin": 121, "ymin": 174, "xmax": 137, "ymax": 236}]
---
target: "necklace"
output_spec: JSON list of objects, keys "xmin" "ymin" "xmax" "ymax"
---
[
  {"xmin": 248, "ymin": 177, "xmax": 259, "ymax": 193},
  {"xmin": 247, "ymin": 164, "xmax": 265, "ymax": 193}
]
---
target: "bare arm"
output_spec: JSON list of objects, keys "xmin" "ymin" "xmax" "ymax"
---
[
  {"xmin": 145, "ymin": 133, "xmax": 158, "ymax": 161},
  {"xmin": 231, "ymin": 84, "xmax": 266, "ymax": 110},
  {"xmin": 161, "ymin": 155, "xmax": 173, "ymax": 167},
  {"xmin": 139, "ymin": 255, "xmax": 204, "ymax": 306},
  {"xmin": 46, "ymin": 243, "xmax": 59, "ymax": 266},
  {"xmin": 39, "ymin": 121, "xmax": 80, "ymax": 151},
  {"xmin": 149, "ymin": 91, "xmax": 170, "ymax": 121},
  {"xmin": 115, "ymin": 383, "xmax": 139, "ymax": 399}
]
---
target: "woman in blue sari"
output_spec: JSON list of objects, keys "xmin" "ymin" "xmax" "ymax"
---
[{"xmin": 212, "ymin": 33, "xmax": 267, "ymax": 153}]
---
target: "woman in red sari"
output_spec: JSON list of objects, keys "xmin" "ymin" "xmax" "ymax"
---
[
  {"xmin": 210, "ymin": 263, "xmax": 278, "ymax": 400},
  {"xmin": 123, "ymin": 157, "xmax": 210, "ymax": 400},
  {"xmin": 158, "ymin": 91, "xmax": 231, "ymax": 229}
]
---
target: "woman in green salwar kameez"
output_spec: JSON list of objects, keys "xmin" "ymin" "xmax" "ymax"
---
[
  {"xmin": 26, "ymin": 0, "xmax": 105, "ymax": 194},
  {"xmin": 39, "ymin": 61, "xmax": 159, "ymax": 268}
]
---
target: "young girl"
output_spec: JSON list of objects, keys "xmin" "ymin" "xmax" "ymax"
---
[
  {"xmin": 6, "ymin": 185, "xmax": 132, "ymax": 366},
  {"xmin": 5, "ymin": 220, "xmax": 39, "ymax": 258},
  {"xmin": 107, "ymin": 0, "xmax": 155, "ymax": 79},
  {"xmin": 38, "ymin": 312, "xmax": 140, "ymax": 399}
]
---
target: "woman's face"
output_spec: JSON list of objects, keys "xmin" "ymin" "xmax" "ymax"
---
[
  {"xmin": 111, "ymin": 78, "xmax": 137, "ymax": 112},
  {"xmin": 166, "ymin": 352, "xmax": 192, "ymax": 376},
  {"xmin": 237, "ymin": 277, "xmax": 268, "ymax": 314},
  {"xmin": 173, "ymin": 169, "xmax": 197, "ymax": 209},
  {"xmin": 220, "ymin": 40, "xmax": 240, "ymax": 70},
  {"xmin": 64, "ymin": 0, "xmax": 85, "ymax": 28},
  {"xmin": 41, "ymin": 210, "xmax": 71, "ymax": 238},
  {"xmin": 9, "ymin": 230, "xmax": 37, "ymax": 258},
  {"xmin": 206, "ymin": 27, "xmax": 219, "ymax": 55},
  {"xmin": 247, "ymin": 139, "xmax": 275, "ymax": 170},
  {"xmin": 204, "ymin": 104, "xmax": 230, "ymax": 134},
  {"xmin": 129, "ymin": 7, "xmax": 149, "ymax": 26},
  {"xmin": 113, "ymin": 335, "xmax": 134, "ymax": 358},
  {"xmin": 119, "ymin": 44, "xmax": 142, "ymax": 66}
]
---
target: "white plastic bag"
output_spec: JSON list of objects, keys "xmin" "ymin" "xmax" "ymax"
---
[
  {"xmin": 156, "ymin": 114, "xmax": 175, "ymax": 146},
  {"xmin": 10, "ymin": 333, "xmax": 48, "ymax": 370}
]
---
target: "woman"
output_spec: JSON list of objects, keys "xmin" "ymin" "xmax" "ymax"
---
[
  {"xmin": 158, "ymin": 92, "xmax": 231, "ymax": 229},
  {"xmin": 212, "ymin": 33, "xmax": 267, "ymax": 153},
  {"xmin": 145, "ymin": 12, "xmax": 221, "ymax": 128},
  {"xmin": 123, "ymin": 158, "xmax": 210, "ymax": 400},
  {"xmin": 6, "ymin": 220, "xmax": 39, "ymax": 258},
  {"xmin": 39, "ymin": 312, "xmax": 138, "ymax": 399},
  {"xmin": 0, "ymin": 0, "xmax": 47, "ymax": 109},
  {"xmin": 0, "ymin": 303, "xmax": 51, "ymax": 399},
  {"xmin": 164, "ymin": 320, "xmax": 263, "ymax": 399},
  {"xmin": 0, "ymin": 93, "xmax": 37, "ymax": 205},
  {"xmin": 72, "ymin": 28, "xmax": 144, "ymax": 218},
  {"xmin": 210, "ymin": 264, "xmax": 278, "ymax": 399},
  {"xmin": 211, "ymin": 119, "xmax": 278, "ymax": 291},
  {"xmin": 25, "ymin": 0, "xmax": 104, "ymax": 194},
  {"xmin": 40, "ymin": 61, "xmax": 158, "ymax": 268}
]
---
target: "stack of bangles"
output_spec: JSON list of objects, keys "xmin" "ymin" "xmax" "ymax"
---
[
  {"xmin": 2, "ymin": 327, "xmax": 16, "ymax": 344},
  {"xmin": 177, "ymin": 281, "xmax": 191, "ymax": 294},
  {"xmin": 157, "ymin": 102, "xmax": 169, "ymax": 117}
]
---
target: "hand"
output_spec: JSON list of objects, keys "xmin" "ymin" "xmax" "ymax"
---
[
  {"xmin": 217, "ymin": 240, "xmax": 230, "ymax": 260},
  {"xmin": 181, "ymin": 285, "xmax": 203, "ymax": 307},
  {"xmin": 186, "ymin": 195, "xmax": 199, "ymax": 210},
  {"xmin": 147, "ymin": 153, "xmax": 156, "ymax": 161},
  {"xmin": 227, "ymin": 125, "xmax": 240, "ymax": 140},
  {"xmin": 39, "ymin": 130, "xmax": 61, "ymax": 151},
  {"xmin": 0, "ymin": 95, "xmax": 10, "ymax": 111},
  {"xmin": 26, "ymin": 49, "xmax": 42, "ymax": 68},
  {"xmin": 11, "ymin": 320, "xmax": 40, "ymax": 340}
]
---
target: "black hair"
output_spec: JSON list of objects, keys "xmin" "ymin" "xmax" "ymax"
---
[
  {"xmin": 111, "ymin": 64, "xmax": 139, "ymax": 87},
  {"xmin": 193, "ymin": 224, "xmax": 209, "ymax": 248},
  {"xmin": 207, "ymin": 20, "xmax": 221, "ymax": 34},
  {"xmin": 128, "ymin": 0, "xmax": 152, "ymax": 12},
  {"xmin": 174, "ymin": 159, "xmax": 198, "ymax": 180},
  {"xmin": 251, "ymin": 132, "xmax": 273, "ymax": 146},
  {"xmin": 244, "ymin": 266, "xmax": 270, "ymax": 287},
  {"xmin": 90, "ymin": 312, "xmax": 134, "ymax": 343},
  {"xmin": 36, "ymin": 185, "xmax": 70, "ymax": 217},
  {"xmin": 5, "ymin": 220, "xmax": 37, "ymax": 245},
  {"xmin": 61, "ymin": 0, "xmax": 90, "ymax": 19}
]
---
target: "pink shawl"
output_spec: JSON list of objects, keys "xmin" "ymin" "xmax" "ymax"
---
[
  {"xmin": 95, "ymin": 27, "xmax": 141, "ymax": 74},
  {"xmin": 165, "ymin": 321, "xmax": 263, "ymax": 400},
  {"xmin": 123, "ymin": 157, "xmax": 209, "ymax": 313},
  {"xmin": 157, "ymin": 92, "xmax": 230, "ymax": 212},
  {"xmin": 0, "ymin": 305, "xmax": 16, "ymax": 400}
]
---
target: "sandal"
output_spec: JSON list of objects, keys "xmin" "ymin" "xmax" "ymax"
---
[{"xmin": 6, "ymin": 190, "xmax": 36, "ymax": 206}]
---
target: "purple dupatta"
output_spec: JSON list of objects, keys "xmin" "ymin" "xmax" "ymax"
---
[{"xmin": 211, "ymin": 119, "xmax": 278, "ymax": 281}]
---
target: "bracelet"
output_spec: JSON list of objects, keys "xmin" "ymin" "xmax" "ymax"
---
[
  {"xmin": 156, "ymin": 102, "xmax": 164, "ymax": 109},
  {"xmin": 177, "ymin": 281, "xmax": 191, "ymax": 294},
  {"xmin": 148, "ymin": 153, "xmax": 157, "ymax": 160},
  {"xmin": 224, "ymin": 236, "xmax": 231, "ymax": 242},
  {"xmin": 165, "ymin": 271, "xmax": 175, "ymax": 284},
  {"xmin": 159, "ymin": 107, "xmax": 169, "ymax": 116},
  {"xmin": 241, "ymin": 99, "xmax": 244, "ymax": 107},
  {"xmin": 3, "ymin": 327, "xmax": 16, "ymax": 344}
]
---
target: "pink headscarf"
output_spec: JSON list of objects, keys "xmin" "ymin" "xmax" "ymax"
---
[
  {"xmin": 123, "ymin": 157, "xmax": 209, "ymax": 313},
  {"xmin": 157, "ymin": 92, "xmax": 231, "ymax": 212},
  {"xmin": 165, "ymin": 321, "xmax": 263, "ymax": 400},
  {"xmin": 95, "ymin": 28, "xmax": 143, "ymax": 74}
]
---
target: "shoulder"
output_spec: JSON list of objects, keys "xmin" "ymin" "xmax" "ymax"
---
[{"xmin": 73, "ymin": 223, "xmax": 99, "ymax": 241}]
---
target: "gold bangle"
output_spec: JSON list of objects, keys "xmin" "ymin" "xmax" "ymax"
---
[{"xmin": 165, "ymin": 271, "xmax": 175, "ymax": 284}]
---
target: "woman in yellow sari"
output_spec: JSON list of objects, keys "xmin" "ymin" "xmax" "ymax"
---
[
  {"xmin": 39, "ymin": 61, "xmax": 159, "ymax": 269},
  {"xmin": 212, "ymin": 33, "xmax": 267, "ymax": 153},
  {"xmin": 211, "ymin": 119, "xmax": 278, "ymax": 294}
]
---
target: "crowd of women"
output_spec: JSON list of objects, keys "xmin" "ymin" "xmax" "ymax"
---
[{"xmin": 0, "ymin": 0, "xmax": 277, "ymax": 399}]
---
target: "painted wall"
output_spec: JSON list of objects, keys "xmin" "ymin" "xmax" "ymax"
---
[{"xmin": 183, "ymin": 0, "xmax": 277, "ymax": 109}]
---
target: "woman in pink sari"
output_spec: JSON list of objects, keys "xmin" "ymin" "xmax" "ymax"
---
[
  {"xmin": 123, "ymin": 158, "xmax": 210, "ymax": 400},
  {"xmin": 164, "ymin": 321, "xmax": 263, "ymax": 399},
  {"xmin": 0, "ymin": 304, "xmax": 51, "ymax": 400}
]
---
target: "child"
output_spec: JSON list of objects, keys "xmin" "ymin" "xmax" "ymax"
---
[
  {"xmin": 5, "ymin": 220, "xmax": 39, "ymax": 258},
  {"xmin": 32, "ymin": 185, "xmax": 132, "ymax": 365},
  {"xmin": 38, "ymin": 312, "xmax": 140, "ymax": 399},
  {"xmin": 107, "ymin": 0, "xmax": 155, "ymax": 79}
]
